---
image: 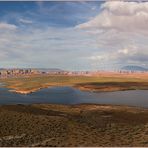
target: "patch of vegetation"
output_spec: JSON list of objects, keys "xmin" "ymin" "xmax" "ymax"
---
[{"xmin": 0, "ymin": 104, "xmax": 148, "ymax": 146}]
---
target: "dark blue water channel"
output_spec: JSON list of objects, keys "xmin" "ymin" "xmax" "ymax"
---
[{"xmin": 0, "ymin": 85, "xmax": 148, "ymax": 108}]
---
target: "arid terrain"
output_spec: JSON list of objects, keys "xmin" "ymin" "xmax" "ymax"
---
[
  {"xmin": 1, "ymin": 72, "xmax": 148, "ymax": 94},
  {"xmin": 0, "ymin": 73, "xmax": 148, "ymax": 147},
  {"xmin": 0, "ymin": 104, "xmax": 148, "ymax": 147}
]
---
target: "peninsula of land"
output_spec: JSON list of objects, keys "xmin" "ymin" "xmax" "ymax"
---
[{"xmin": 1, "ymin": 71, "xmax": 148, "ymax": 94}]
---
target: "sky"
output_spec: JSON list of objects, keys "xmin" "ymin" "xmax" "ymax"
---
[{"xmin": 0, "ymin": 1, "xmax": 148, "ymax": 70}]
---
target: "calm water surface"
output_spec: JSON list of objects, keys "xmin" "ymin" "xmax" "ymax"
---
[{"xmin": 0, "ymin": 86, "xmax": 148, "ymax": 108}]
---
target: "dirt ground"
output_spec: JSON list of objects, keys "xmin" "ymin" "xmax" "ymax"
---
[{"xmin": 0, "ymin": 103, "xmax": 148, "ymax": 147}]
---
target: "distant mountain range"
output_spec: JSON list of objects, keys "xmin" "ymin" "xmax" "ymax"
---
[
  {"xmin": 121, "ymin": 66, "xmax": 148, "ymax": 71},
  {"xmin": 37, "ymin": 68, "xmax": 64, "ymax": 72}
]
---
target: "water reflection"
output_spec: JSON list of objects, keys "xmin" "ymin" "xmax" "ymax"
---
[{"xmin": 0, "ymin": 86, "xmax": 147, "ymax": 108}]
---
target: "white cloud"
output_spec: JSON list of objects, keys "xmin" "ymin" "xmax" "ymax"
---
[
  {"xmin": 101, "ymin": 1, "xmax": 148, "ymax": 15},
  {"xmin": 76, "ymin": 1, "xmax": 148, "ymax": 69},
  {"xmin": 1, "ymin": 1, "xmax": 148, "ymax": 70},
  {"xmin": 118, "ymin": 48, "xmax": 129, "ymax": 55},
  {"xmin": 0, "ymin": 22, "xmax": 17, "ymax": 30},
  {"xmin": 0, "ymin": 24, "xmax": 98, "ymax": 70},
  {"xmin": 88, "ymin": 55, "xmax": 105, "ymax": 61},
  {"xmin": 19, "ymin": 19, "xmax": 32, "ymax": 24},
  {"xmin": 76, "ymin": 1, "xmax": 148, "ymax": 33}
]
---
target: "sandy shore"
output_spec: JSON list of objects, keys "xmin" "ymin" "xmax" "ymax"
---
[
  {"xmin": 9, "ymin": 89, "xmax": 41, "ymax": 94},
  {"xmin": 9, "ymin": 83, "xmax": 148, "ymax": 95}
]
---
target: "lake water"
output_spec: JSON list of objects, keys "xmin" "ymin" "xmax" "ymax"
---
[{"xmin": 0, "ymin": 86, "xmax": 148, "ymax": 108}]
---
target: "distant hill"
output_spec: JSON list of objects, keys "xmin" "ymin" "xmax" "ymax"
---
[
  {"xmin": 37, "ymin": 68, "xmax": 64, "ymax": 72},
  {"xmin": 121, "ymin": 66, "xmax": 148, "ymax": 71}
]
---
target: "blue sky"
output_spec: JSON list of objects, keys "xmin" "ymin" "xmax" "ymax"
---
[
  {"xmin": 0, "ymin": 1, "xmax": 101, "ymax": 28},
  {"xmin": 0, "ymin": 1, "xmax": 148, "ymax": 70}
]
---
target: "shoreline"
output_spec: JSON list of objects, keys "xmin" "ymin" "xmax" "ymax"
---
[
  {"xmin": 1, "ymin": 103, "xmax": 147, "ymax": 110},
  {"xmin": 1, "ymin": 74, "xmax": 148, "ymax": 94},
  {"xmin": 9, "ymin": 88, "xmax": 42, "ymax": 94},
  {"xmin": 0, "ymin": 75, "xmax": 148, "ymax": 94},
  {"xmin": 8, "ymin": 85, "xmax": 146, "ymax": 95}
]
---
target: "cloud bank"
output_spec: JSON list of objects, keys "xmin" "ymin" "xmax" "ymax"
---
[
  {"xmin": 76, "ymin": 1, "xmax": 148, "ymax": 69},
  {"xmin": 1, "ymin": 1, "xmax": 148, "ymax": 70},
  {"xmin": 77, "ymin": 1, "xmax": 148, "ymax": 33},
  {"xmin": 0, "ymin": 22, "xmax": 17, "ymax": 30}
]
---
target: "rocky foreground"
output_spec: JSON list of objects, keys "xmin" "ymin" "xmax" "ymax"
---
[{"xmin": 0, "ymin": 104, "xmax": 148, "ymax": 147}]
